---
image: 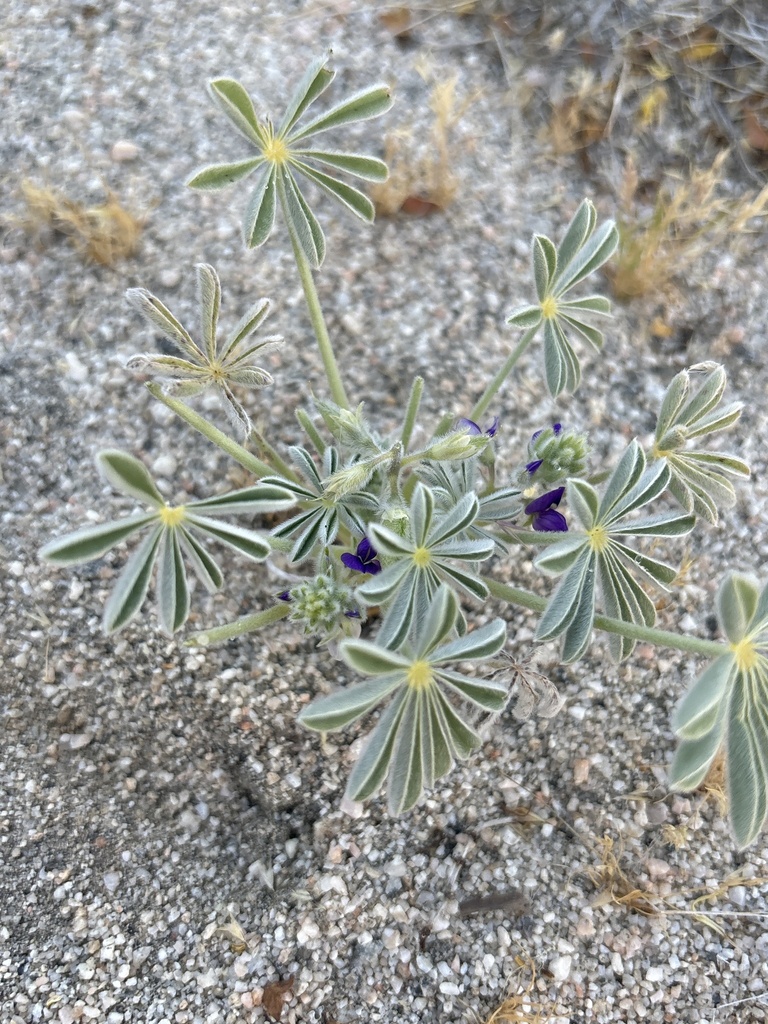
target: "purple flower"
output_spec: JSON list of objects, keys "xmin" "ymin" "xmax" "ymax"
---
[
  {"xmin": 277, "ymin": 590, "xmax": 292, "ymax": 602},
  {"xmin": 341, "ymin": 537, "xmax": 382, "ymax": 575},
  {"xmin": 524, "ymin": 487, "xmax": 567, "ymax": 532},
  {"xmin": 526, "ymin": 458, "xmax": 544, "ymax": 475},
  {"xmin": 344, "ymin": 609, "xmax": 362, "ymax": 619},
  {"xmin": 457, "ymin": 416, "xmax": 499, "ymax": 438}
]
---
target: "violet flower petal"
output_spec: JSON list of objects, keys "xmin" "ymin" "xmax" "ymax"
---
[
  {"xmin": 524, "ymin": 486, "xmax": 565, "ymax": 515},
  {"xmin": 532, "ymin": 508, "xmax": 568, "ymax": 532}
]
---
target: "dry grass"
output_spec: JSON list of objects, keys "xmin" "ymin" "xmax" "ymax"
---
[
  {"xmin": 482, "ymin": 955, "xmax": 544, "ymax": 1024},
  {"xmin": 546, "ymin": 68, "xmax": 617, "ymax": 155},
  {"xmin": 606, "ymin": 150, "xmax": 768, "ymax": 299},
  {"xmin": 586, "ymin": 834, "xmax": 659, "ymax": 916},
  {"xmin": 371, "ymin": 66, "xmax": 478, "ymax": 216},
  {"xmin": 13, "ymin": 180, "xmax": 143, "ymax": 265}
]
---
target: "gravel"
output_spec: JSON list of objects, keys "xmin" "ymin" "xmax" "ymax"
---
[{"xmin": 2, "ymin": 2, "xmax": 768, "ymax": 1022}]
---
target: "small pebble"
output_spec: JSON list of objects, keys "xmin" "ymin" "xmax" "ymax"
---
[{"xmin": 110, "ymin": 140, "xmax": 140, "ymax": 161}]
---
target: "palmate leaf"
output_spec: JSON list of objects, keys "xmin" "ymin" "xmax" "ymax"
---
[
  {"xmin": 189, "ymin": 57, "xmax": 392, "ymax": 263},
  {"xmin": 103, "ymin": 527, "xmax": 163, "ymax": 634},
  {"xmin": 300, "ymin": 586, "xmax": 507, "ymax": 813},
  {"xmin": 40, "ymin": 514, "xmax": 156, "ymax": 566}
]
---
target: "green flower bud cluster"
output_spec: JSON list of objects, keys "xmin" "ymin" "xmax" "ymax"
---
[
  {"xmin": 524, "ymin": 423, "xmax": 588, "ymax": 485},
  {"xmin": 288, "ymin": 574, "xmax": 354, "ymax": 635}
]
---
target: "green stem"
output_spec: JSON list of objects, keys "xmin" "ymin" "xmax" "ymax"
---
[
  {"xmin": 147, "ymin": 383, "xmax": 273, "ymax": 478},
  {"xmin": 187, "ymin": 602, "xmax": 291, "ymax": 647},
  {"xmin": 296, "ymin": 408, "xmax": 327, "ymax": 456},
  {"xmin": 248, "ymin": 428, "xmax": 298, "ymax": 481},
  {"xmin": 486, "ymin": 578, "xmax": 726, "ymax": 659},
  {"xmin": 471, "ymin": 325, "xmax": 538, "ymax": 421},
  {"xmin": 400, "ymin": 376, "xmax": 424, "ymax": 450},
  {"xmin": 281, "ymin": 192, "xmax": 349, "ymax": 410}
]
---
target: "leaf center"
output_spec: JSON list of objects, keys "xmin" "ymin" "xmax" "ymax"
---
[
  {"xmin": 407, "ymin": 660, "xmax": 433, "ymax": 690},
  {"xmin": 159, "ymin": 504, "xmax": 186, "ymax": 527},
  {"xmin": 587, "ymin": 525, "xmax": 609, "ymax": 552},
  {"xmin": 413, "ymin": 546, "xmax": 432, "ymax": 568},
  {"xmin": 264, "ymin": 136, "xmax": 288, "ymax": 165},
  {"xmin": 731, "ymin": 637, "xmax": 758, "ymax": 673},
  {"xmin": 540, "ymin": 295, "xmax": 558, "ymax": 320}
]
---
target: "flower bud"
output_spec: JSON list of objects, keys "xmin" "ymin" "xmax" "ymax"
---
[
  {"xmin": 289, "ymin": 574, "xmax": 354, "ymax": 635},
  {"xmin": 523, "ymin": 423, "xmax": 588, "ymax": 484}
]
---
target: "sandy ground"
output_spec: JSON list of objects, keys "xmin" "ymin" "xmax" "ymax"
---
[{"xmin": 3, "ymin": 2, "xmax": 768, "ymax": 1022}]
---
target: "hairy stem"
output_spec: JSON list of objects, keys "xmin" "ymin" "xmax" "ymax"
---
[
  {"xmin": 280, "ymin": 189, "xmax": 349, "ymax": 410},
  {"xmin": 248, "ymin": 428, "xmax": 298, "ymax": 481},
  {"xmin": 296, "ymin": 408, "xmax": 327, "ymax": 456},
  {"xmin": 187, "ymin": 601, "xmax": 291, "ymax": 646},
  {"xmin": 400, "ymin": 376, "xmax": 424, "ymax": 450},
  {"xmin": 146, "ymin": 383, "xmax": 273, "ymax": 478},
  {"xmin": 486, "ymin": 578, "xmax": 726, "ymax": 659},
  {"xmin": 471, "ymin": 325, "xmax": 538, "ymax": 421}
]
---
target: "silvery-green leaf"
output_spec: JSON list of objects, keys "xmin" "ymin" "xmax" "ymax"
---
[
  {"xmin": 357, "ymin": 559, "xmax": 412, "ymax": 604},
  {"xmin": 179, "ymin": 527, "xmax": 223, "ymax": 592},
  {"xmin": 288, "ymin": 513, "xmax": 327, "ymax": 564},
  {"xmin": 277, "ymin": 54, "xmax": 335, "ymax": 136},
  {"xmin": 555, "ymin": 198, "xmax": 596, "ymax": 271},
  {"xmin": 560, "ymin": 560, "xmax": 597, "ymax": 662},
  {"xmin": 432, "ymin": 537, "xmax": 494, "ymax": 562},
  {"xmin": 535, "ymin": 549, "xmax": 594, "ymax": 641},
  {"xmin": 40, "ymin": 513, "xmax": 156, "ymax": 566},
  {"xmin": 270, "ymin": 505, "xmax": 318, "ymax": 540},
  {"xmin": 220, "ymin": 383, "xmax": 252, "ymax": 439},
  {"xmin": 367, "ymin": 522, "xmax": 414, "ymax": 560},
  {"xmin": 298, "ymin": 673, "xmax": 403, "ymax": 732},
  {"xmin": 288, "ymin": 445, "xmax": 323, "ymax": 490},
  {"xmin": 668, "ymin": 456, "xmax": 737, "ymax": 519},
  {"xmin": 597, "ymin": 441, "xmax": 645, "ymax": 521},
  {"xmin": 430, "ymin": 616, "xmax": 506, "ymax": 664},
  {"xmin": 669, "ymin": 718, "xmax": 724, "ymax": 791},
  {"xmin": 427, "ymin": 492, "xmax": 479, "ymax": 547},
  {"xmin": 683, "ymin": 450, "xmax": 750, "ymax": 478},
  {"xmin": 609, "ymin": 510, "xmax": 695, "ymax": 539},
  {"xmin": 558, "ymin": 294, "xmax": 611, "ymax": 315},
  {"xmin": 196, "ymin": 264, "xmax": 220, "ymax": 364},
  {"xmin": 419, "ymin": 691, "xmax": 437, "ymax": 791},
  {"xmin": 611, "ymin": 541, "xmax": 677, "ymax": 587},
  {"xmin": 294, "ymin": 149, "xmax": 388, "ymax": 181},
  {"xmin": 751, "ymin": 580, "xmax": 768, "ymax": 635},
  {"xmin": 532, "ymin": 234, "xmax": 557, "ymax": 301},
  {"xmin": 186, "ymin": 157, "xmax": 265, "ymax": 191},
  {"xmin": 103, "ymin": 526, "xmax": 163, "ymax": 634},
  {"xmin": 375, "ymin": 575, "xmax": 418, "ymax": 651},
  {"xmin": 567, "ymin": 479, "xmax": 599, "ymax": 530},
  {"xmin": 727, "ymin": 681, "xmax": 768, "ymax": 848},
  {"xmin": 208, "ymin": 78, "xmax": 265, "ymax": 146},
  {"xmin": 125, "ymin": 354, "xmax": 206, "ymax": 379},
  {"xmin": 655, "ymin": 370, "xmax": 689, "ymax": 440},
  {"xmin": 185, "ymin": 514, "xmax": 270, "ymax": 561},
  {"xmin": 432, "ymin": 688, "xmax": 480, "ymax": 759},
  {"xmin": 684, "ymin": 403, "xmax": 743, "ymax": 439},
  {"xmin": 345, "ymin": 691, "xmax": 408, "ymax": 802},
  {"xmin": 220, "ymin": 298, "xmax": 271, "ymax": 361},
  {"xmin": 669, "ymin": 472, "xmax": 718, "ymax": 524},
  {"xmin": 599, "ymin": 550, "xmax": 653, "ymax": 660},
  {"xmin": 292, "ymin": 160, "xmax": 375, "ymax": 222},
  {"xmin": 558, "ymin": 312, "xmax": 604, "ymax": 351},
  {"xmin": 506, "ymin": 304, "xmax": 542, "ymax": 329},
  {"xmin": 436, "ymin": 667, "xmax": 508, "ymax": 712},
  {"xmin": 97, "ymin": 450, "xmax": 165, "ymax": 507},
  {"xmin": 716, "ymin": 572, "xmax": 759, "ymax": 644},
  {"xmin": 289, "ymin": 84, "xmax": 393, "ymax": 142},
  {"xmin": 414, "ymin": 585, "xmax": 460, "ymax": 657},
  {"xmin": 534, "ymin": 533, "xmax": 588, "ymax": 576},
  {"xmin": 340, "ymin": 639, "xmax": 411, "ymax": 676},
  {"xmin": 125, "ymin": 288, "xmax": 202, "ymax": 362},
  {"xmin": 676, "ymin": 364, "xmax": 726, "ymax": 426},
  {"xmin": 552, "ymin": 219, "xmax": 618, "ymax": 295},
  {"xmin": 435, "ymin": 562, "xmax": 488, "ymax": 601},
  {"xmin": 603, "ymin": 460, "xmax": 669, "ymax": 525},
  {"xmin": 157, "ymin": 529, "xmax": 190, "ymax": 634},
  {"xmin": 279, "ymin": 169, "xmax": 326, "ymax": 268},
  {"xmin": 409, "ymin": 483, "xmax": 434, "ymax": 547},
  {"xmin": 478, "ymin": 487, "xmax": 522, "ymax": 521},
  {"xmin": 388, "ymin": 694, "xmax": 423, "ymax": 815},
  {"xmin": 426, "ymin": 695, "xmax": 454, "ymax": 779},
  {"xmin": 673, "ymin": 654, "xmax": 734, "ymax": 740},
  {"xmin": 226, "ymin": 366, "xmax": 274, "ymax": 388},
  {"xmin": 186, "ymin": 482, "xmax": 296, "ymax": 515},
  {"xmin": 243, "ymin": 165, "xmax": 278, "ymax": 249}
]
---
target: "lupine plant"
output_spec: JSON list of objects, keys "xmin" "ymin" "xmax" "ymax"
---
[{"xmin": 41, "ymin": 55, "xmax": 765, "ymax": 845}]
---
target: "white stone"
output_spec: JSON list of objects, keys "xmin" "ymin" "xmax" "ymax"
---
[
  {"xmin": 439, "ymin": 982, "xmax": 461, "ymax": 996},
  {"xmin": 151, "ymin": 454, "xmax": 177, "ymax": 478},
  {"xmin": 103, "ymin": 871, "xmax": 121, "ymax": 893},
  {"xmin": 646, "ymin": 965, "xmax": 664, "ymax": 983},
  {"xmin": 549, "ymin": 955, "xmax": 572, "ymax": 983},
  {"xmin": 110, "ymin": 140, "xmax": 140, "ymax": 162}
]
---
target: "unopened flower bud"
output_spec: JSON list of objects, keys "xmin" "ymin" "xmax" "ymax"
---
[{"xmin": 524, "ymin": 423, "xmax": 588, "ymax": 484}]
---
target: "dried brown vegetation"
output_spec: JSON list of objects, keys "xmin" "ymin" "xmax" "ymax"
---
[{"xmin": 14, "ymin": 180, "xmax": 143, "ymax": 266}]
